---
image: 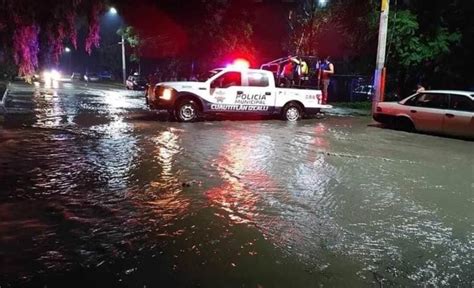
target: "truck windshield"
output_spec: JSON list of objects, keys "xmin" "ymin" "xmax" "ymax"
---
[{"xmin": 199, "ymin": 69, "xmax": 222, "ymax": 82}]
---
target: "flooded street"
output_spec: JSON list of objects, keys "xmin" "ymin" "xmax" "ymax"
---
[{"xmin": 0, "ymin": 82, "xmax": 473, "ymax": 287}]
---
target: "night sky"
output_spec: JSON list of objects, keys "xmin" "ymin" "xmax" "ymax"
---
[{"xmin": 66, "ymin": 0, "xmax": 296, "ymax": 75}]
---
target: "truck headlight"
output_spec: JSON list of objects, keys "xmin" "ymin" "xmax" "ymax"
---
[{"xmin": 160, "ymin": 88, "xmax": 173, "ymax": 100}]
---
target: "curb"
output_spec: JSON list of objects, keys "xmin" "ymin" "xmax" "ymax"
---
[
  {"xmin": 323, "ymin": 107, "xmax": 371, "ymax": 117},
  {"xmin": 0, "ymin": 83, "xmax": 8, "ymax": 116},
  {"xmin": 0, "ymin": 92, "xmax": 5, "ymax": 124},
  {"xmin": 0, "ymin": 82, "xmax": 10, "ymax": 125}
]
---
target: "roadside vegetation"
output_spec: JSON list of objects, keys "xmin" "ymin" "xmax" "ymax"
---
[
  {"xmin": 0, "ymin": 0, "xmax": 471, "ymax": 93},
  {"xmin": 333, "ymin": 101, "xmax": 372, "ymax": 111}
]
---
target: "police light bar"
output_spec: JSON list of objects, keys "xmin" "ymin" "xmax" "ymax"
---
[{"xmin": 226, "ymin": 58, "xmax": 250, "ymax": 69}]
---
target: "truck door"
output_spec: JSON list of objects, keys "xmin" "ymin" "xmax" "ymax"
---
[
  {"xmin": 209, "ymin": 71, "xmax": 242, "ymax": 111},
  {"xmin": 239, "ymin": 71, "xmax": 275, "ymax": 113}
]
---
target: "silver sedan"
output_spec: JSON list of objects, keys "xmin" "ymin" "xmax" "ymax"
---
[{"xmin": 374, "ymin": 90, "xmax": 474, "ymax": 139}]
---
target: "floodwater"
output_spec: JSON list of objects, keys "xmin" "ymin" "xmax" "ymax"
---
[{"xmin": 0, "ymin": 82, "xmax": 473, "ymax": 287}]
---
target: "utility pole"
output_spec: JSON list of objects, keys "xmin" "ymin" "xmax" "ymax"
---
[
  {"xmin": 372, "ymin": 0, "xmax": 390, "ymax": 114},
  {"xmin": 108, "ymin": 7, "xmax": 126, "ymax": 84},
  {"xmin": 121, "ymin": 34, "xmax": 126, "ymax": 84}
]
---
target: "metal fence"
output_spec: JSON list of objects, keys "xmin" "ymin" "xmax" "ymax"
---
[{"xmin": 328, "ymin": 75, "xmax": 373, "ymax": 102}]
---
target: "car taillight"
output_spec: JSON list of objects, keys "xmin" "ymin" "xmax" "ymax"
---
[{"xmin": 376, "ymin": 107, "xmax": 382, "ymax": 112}]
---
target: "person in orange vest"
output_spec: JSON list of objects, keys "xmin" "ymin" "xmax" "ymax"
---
[{"xmin": 317, "ymin": 56, "xmax": 334, "ymax": 104}]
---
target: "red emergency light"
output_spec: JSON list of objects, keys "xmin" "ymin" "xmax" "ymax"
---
[{"xmin": 227, "ymin": 58, "xmax": 250, "ymax": 69}]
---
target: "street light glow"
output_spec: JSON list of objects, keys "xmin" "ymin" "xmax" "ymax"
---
[
  {"xmin": 319, "ymin": 0, "xmax": 328, "ymax": 7},
  {"xmin": 109, "ymin": 7, "xmax": 118, "ymax": 14},
  {"xmin": 64, "ymin": 47, "xmax": 71, "ymax": 53}
]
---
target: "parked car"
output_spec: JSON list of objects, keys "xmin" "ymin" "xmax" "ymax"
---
[
  {"xmin": 147, "ymin": 67, "xmax": 331, "ymax": 122},
  {"xmin": 374, "ymin": 90, "xmax": 474, "ymax": 138},
  {"xmin": 84, "ymin": 73, "xmax": 100, "ymax": 82},
  {"xmin": 126, "ymin": 75, "xmax": 147, "ymax": 90}
]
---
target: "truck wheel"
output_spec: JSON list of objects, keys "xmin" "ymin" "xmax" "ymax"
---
[
  {"xmin": 282, "ymin": 103, "xmax": 302, "ymax": 121},
  {"xmin": 175, "ymin": 100, "xmax": 199, "ymax": 122}
]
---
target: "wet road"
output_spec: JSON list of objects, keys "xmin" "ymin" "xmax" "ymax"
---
[{"xmin": 0, "ymin": 82, "xmax": 473, "ymax": 287}]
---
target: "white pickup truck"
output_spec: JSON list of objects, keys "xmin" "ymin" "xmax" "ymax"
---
[{"xmin": 146, "ymin": 67, "xmax": 331, "ymax": 122}]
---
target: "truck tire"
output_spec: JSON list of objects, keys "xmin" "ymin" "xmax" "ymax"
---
[
  {"xmin": 175, "ymin": 99, "xmax": 199, "ymax": 122},
  {"xmin": 282, "ymin": 103, "xmax": 302, "ymax": 121}
]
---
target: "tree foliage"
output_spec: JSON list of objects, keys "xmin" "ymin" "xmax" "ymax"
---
[
  {"xmin": 288, "ymin": 0, "xmax": 376, "ymax": 58},
  {"xmin": 387, "ymin": 10, "xmax": 461, "ymax": 68},
  {"xmin": 383, "ymin": 2, "xmax": 468, "ymax": 91},
  {"xmin": 194, "ymin": 0, "xmax": 257, "ymax": 69},
  {"xmin": 288, "ymin": 0, "xmax": 470, "ymax": 88},
  {"xmin": 0, "ymin": 0, "xmax": 105, "ymax": 77},
  {"xmin": 118, "ymin": 26, "xmax": 141, "ymax": 63}
]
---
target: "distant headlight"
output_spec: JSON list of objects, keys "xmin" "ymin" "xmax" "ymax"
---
[
  {"xmin": 160, "ymin": 88, "xmax": 173, "ymax": 100},
  {"xmin": 50, "ymin": 70, "xmax": 61, "ymax": 81},
  {"xmin": 43, "ymin": 71, "xmax": 51, "ymax": 81},
  {"xmin": 43, "ymin": 70, "xmax": 61, "ymax": 81}
]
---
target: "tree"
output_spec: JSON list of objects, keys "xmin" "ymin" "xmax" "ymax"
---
[
  {"xmin": 118, "ymin": 26, "xmax": 141, "ymax": 66},
  {"xmin": 287, "ymin": 0, "xmax": 377, "ymax": 59},
  {"xmin": 209, "ymin": 7, "xmax": 256, "ymax": 67},
  {"xmin": 188, "ymin": 0, "xmax": 257, "ymax": 71},
  {"xmin": 0, "ymin": 46, "xmax": 18, "ymax": 78},
  {"xmin": 287, "ymin": 0, "xmax": 467, "ymax": 91},
  {"xmin": 384, "ymin": 5, "xmax": 462, "ymax": 93},
  {"xmin": 0, "ymin": 0, "xmax": 105, "ymax": 77},
  {"xmin": 396, "ymin": 0, "xmax": 474, "ymax": 89},
  {"xmin": 386, "ymin": 10, "xmax": 460, "ymax": 68}
]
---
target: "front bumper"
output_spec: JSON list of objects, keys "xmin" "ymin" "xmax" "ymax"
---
[
  {"xmin": 147, "ymin": 97, "xmax": 176, "ymax": 110},
  {"xmin": 147, "ymin": 86, "xmax": 177, "ymax": 110},
  {"xmin": 134, "ymin": 85, "xmax": 147, "ymax": 90}
]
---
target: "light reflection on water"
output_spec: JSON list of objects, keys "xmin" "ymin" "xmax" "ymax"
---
[
  {"xmin": 205, "ymin": 128, "xmax": 269, "ymax": 225},
  {"xmin": 0, "ymin": 84, "xmax": 473, "ymax": 286},
  {"xmin": 139, "ymin": 129, "xmax": 191, "ymax": 224},
  {"xmin": 192, "ymin": 120, "xmax": 473, "ymax": 286},
  {"xmin": 152, "ymin": 129, "xmax": 181, "ymax": 178}
]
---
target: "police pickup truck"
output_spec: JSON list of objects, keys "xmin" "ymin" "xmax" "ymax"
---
[{"xmin": 146, "ymin": 68, "xmax": 331, "ymax": 122}]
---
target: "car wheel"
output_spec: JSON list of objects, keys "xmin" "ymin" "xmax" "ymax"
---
[
  {"xmin": 282, "ymin": 103, "xmax": 302, "ymax": 121},
  {"xmin": 394, "ymin": 117, "xmax": 414, "ymax": 132},
  {"xmin": 175, "ymin": 100, "xmax": 199, "ymax": 122}
]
